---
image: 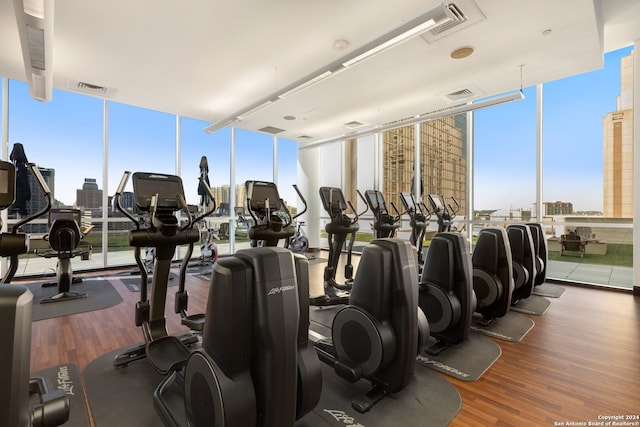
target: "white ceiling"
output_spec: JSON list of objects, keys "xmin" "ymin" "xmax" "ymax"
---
[{"xmin": 1, "ymin": 0, "xmax": 639, "ymax": 144}]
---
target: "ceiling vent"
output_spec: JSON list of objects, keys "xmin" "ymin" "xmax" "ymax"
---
[
  {"xmin": 430, "ymin": 3, "xmax": 467, "ymax": 35},
  {"xmin": 446, "ymin": 88, "xmax": 475, "ymax": 101},
  {"xmin": 421, "ymin": 0, "xmax": 485, "ymax": 43},
  {"xmin": 441, "ymin": 83, "xmax": 484, "ymax": 103},
  {"xmin": 344, "ymin": 120, "xmax": 368, "ymax": 130},
  {"xmin": 67, "ymin": 79, "xmax": 117, "ymax": 98},
  {"xmin": 258, "ymin": 126, "xmax": 285, "ymax": 135}
]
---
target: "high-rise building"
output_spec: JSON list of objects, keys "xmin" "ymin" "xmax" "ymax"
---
[
  {"xmin": 382, "ymin": 114, "xmax": 468, "ymax": 213},
  {"xmin": 76, "ymin": 178, "xmax": 103, "ymax": 216},
  {"xmin": 603, "ymin": 51, "xmax": 634, "ymax": 218},
  {"xmin": 543, "ymin": 201, "xmax": 574, "ymax": 215},
  {"xmin": 26, "ymin": 167, "xmax": 55, "ymax": 214}
]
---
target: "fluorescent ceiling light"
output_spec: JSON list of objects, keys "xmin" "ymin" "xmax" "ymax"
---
[
  {"xmin": 343, "ymin": 19, "xmax": 442, "ymax": 68},
  {"xmin": 204, "ymin": 118, "xmax": 236, "ymax": 134},
  {"xmin": 204, "ymin": 2, "xmax": 456, "ymax": 133},
  {"xmin": 278, "ymin": 71, "xmax": 333, "ymax": 99},
  {"xmin": 236, "ymin": 100, "xmax": 273, "ymax": 120},
  {"xmin": 301, "ymin": 91, "xmax": 525, "ymax": 149}
]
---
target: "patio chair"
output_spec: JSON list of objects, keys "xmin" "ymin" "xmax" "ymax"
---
[{"xmin": 560, "ymin": 233, "xmax": 586, "ymax": 257}]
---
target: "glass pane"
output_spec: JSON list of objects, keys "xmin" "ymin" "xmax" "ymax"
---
[
  {"xmin": 235, "ymin": 129, "xmax": 273, "ymax": 250},
  {"xmin": 181, "ymin": 118, "xmax": 231, "ymax": 256},
  {"xmin": 107, "ymin": 102, "xmax": 176, "ymax": 268},
  {"xmin": 277, "ymin": 138, "xmax": 299, "ymax": 213},
  {"xmin": 6, "ymin": 81, "xmax": 103, "ymax": 276},
  {"xmin": 474, "ymin": 86, "xmax": 537, "ymax": 225},
  {"xmin": 542, "ymin": 46, "xmax": 634, "ymax": 289}
]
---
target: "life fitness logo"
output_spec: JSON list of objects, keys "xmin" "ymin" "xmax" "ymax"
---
[
  {"xmin": 267, "ymin": 285, "xmax": 295, "ymax": 296},
  {"xmin": 323, "ymin": 409, "xmax": 365, "ymax": 426}
]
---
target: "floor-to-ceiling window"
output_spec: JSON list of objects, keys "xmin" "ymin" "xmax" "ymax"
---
[
  {"xmin": 180, "ymin": 118, "xmax": 232, "ymax": 255},
  {"xmin": 277, "ymin": 137, "xmax": 298, "ymax": 212},
  {"xmin": 6, "ymin": 81, "xmax": 103, "ymax": 276},
  {"xmin": 473, "ymin": 85, "xmax": 538, "ymax": 230},
  {"xmin": 542, "ymin": 46, "xmax": 634, "ymax": 289},
  {"xmin": 234, "ymin": 129, "xmax": 274, "ymax": 250},
  {"xmin": 107, "ymin": 102, "xmax": 176, "ymax": 267}
]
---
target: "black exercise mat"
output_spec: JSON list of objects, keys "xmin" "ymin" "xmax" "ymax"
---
[
  {"xmin": 310, "ymin": 305, "xmax": 345, "ymax": 328},
  {"xmin": 32, "ymin": 363, "xmax": 90, "ymax": 427},
  {"xmin": 120, "ymin": 271, "xmax": 179, "ymax": 292},
  {"xmin": 533, "ymin": 283, "xmax": 566, "ymax": 298},
  {"xmin": 84, "ymin": 348, "xmax": 461, "ymax": 427},
  {"xmin": 416, "ymin": 333, "xmax": 502, "ymax": 381},
  {"xmin": 511, "ymin": 294, "xmax": 551, "ymax": 316},
  {"xmin": 300, "ymin": 363, "xmax": 461, "ymax": 427},
  {"xmin": 27, "ymin": 279, "xmax": 123, "ymax": 321},
  {"xmin": 470, "ymin": 311, "xmax": 535, "ymax": 342},
  {"xmin": 307, "ymin": 256, "xmax": 327, "ymax": 265},
  {"xmin": 186, "ymin": 262, "xmax": 214, "ymax": 276}
]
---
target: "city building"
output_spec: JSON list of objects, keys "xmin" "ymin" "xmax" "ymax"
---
[
  {"xmin": 382, "ymin": 114, "xmax": 467, "ymax": 213},
  {"xmin": 26, "ymin": 166, "xmax": 55, "ymax": 216},
  {"xmin": 76, "ymin": 178, "xmax": 103, "ymax": 216},
  {"xmin": 603, "ymin": 51, "xmax": 634, "ymax": 218},
  {"xmin": 543, "ymin": 201, "xmax": 574, "ymax": 216}
]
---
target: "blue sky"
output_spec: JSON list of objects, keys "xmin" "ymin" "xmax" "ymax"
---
[
  {"xmin": 1, "ymin": 45, "xmax": 633, "ymax": 213},
  {"xmin": 474, "ymin": 45, "xmax": 633, "ymax": 212}
]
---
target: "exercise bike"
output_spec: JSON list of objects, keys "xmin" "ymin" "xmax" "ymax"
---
[
  {"xmin": 0, "ymin": 160, "xmax": 70, "ymax": 427},
  {"xmin": 312, "ymin": 187, "xmax": 367, "ymax": 306},
  {"xmin": 37, "ymin": 208, "xmax": 93, "ymax": 303},
  {"xmin": 289, "ymin": 184, "xmax": 310, "ymax": 255}
]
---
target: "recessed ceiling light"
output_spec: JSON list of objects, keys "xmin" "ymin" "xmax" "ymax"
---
[
  {"xmin": 542, "ymin": 28, "xmax": 552, "ymax": 36},
  {"xmin": 450, "ymin": 46, "xmax": 474, "ymax": 59},
  {"xmin": 332, "ymin": 39, "xmax": 350, "ymax": 51},
  {"xmin": 284, "ymin": 115, "xmax": 296, "ymax": 121}
]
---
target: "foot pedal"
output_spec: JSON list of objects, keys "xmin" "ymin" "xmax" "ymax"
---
[{"xmin": 352, "ymin": 385, "xmax": 387, "ymax": 413}]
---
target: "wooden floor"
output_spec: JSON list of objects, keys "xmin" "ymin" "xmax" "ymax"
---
[{"xmin": 23, "ymin": 255, "xmax": 640, "ymax": 427}]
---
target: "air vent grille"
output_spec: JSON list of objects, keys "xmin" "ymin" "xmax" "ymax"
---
[
  {"xmin": 344, "ymin": 120, "xmax": 368, "ymax": 129},
  {"xmin": 446, "ymin": 88, "xmax": 475, "ymax": 101},
  {"xmin": 66, "ymin": 79, "xmax": 117, "ymax": 98},
  {"xmin": 431, "ymin": 3, "xmax": 467, "ymax": 35},
  {"xmin": 258, "ymin": 126, "xmax": 285, "ymax": 134},
  {"xmin": 78, "ymin": 82, "xmax": 108, "ymax": 95},
  {"xmin": 420, "ymin": 0, "xmax": 485, "ymax": 43},
  {"xmin": 26, "ymin": 25, "xmax": 45, "ymax": 70}
]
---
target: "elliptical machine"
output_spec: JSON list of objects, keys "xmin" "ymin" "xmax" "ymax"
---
[
  {"xmin": 314, "ymin": 238, "xmax": 429, "ymax": 413},
  {"xmin": 418, "ymin": 193, "xmax": 475, "ymax": 354},
  {"xmin": 506, "ymin": 224, "xmax": 537, "ymax": 304},
  {"xmin": 363, "ymin": 190, "xmax": 401, "ymax": 238},
  {"xmin": 313, "ymin": 187, "xmax": 367, "ymax": 306},
  {"xmin": 419, "ymin": 231, "xmax": 476, "ymax": 354},
  {"xmin": 246, "ymin": 180, "xmax": 296, "ymax": 247},
  {"xmin": 428, "ymin": 194, "xmax": 460, "ymax": 232},
  {"xmin": 526, "ymin": 222, "xmax": 547, "ymax": 287},
  {"xmin": 472, "ymin": 227, "xmax": 514, "ymax": 325},
  {"xmin": 0, "ymin": 160, "xmax": 70, "ymax": 427},
  {"xmin": 399, "ymin": 192, "xmax": 431, "ymax": 268},
  {"xmin": 114, "ymin": 171, "xmax": 321, "ymax": 426}
]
